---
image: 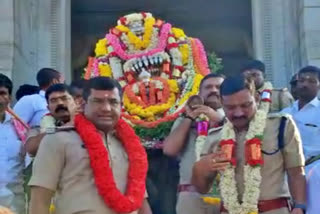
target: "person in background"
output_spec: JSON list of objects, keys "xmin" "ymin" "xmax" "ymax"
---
[
  {"xmin": 163, "ymin": 73, "xmax": 225, "ymax": 214},
  {"xmin": 282, "ymin": 66, "xmax": 320, "ymax": 166},
  {"xmin": 13, "ymin": 68, "xmax": 63, "ymax": 203},
  {"xmin": 26, "ymin": 84, "xmax": 77, "ymax": 156},
  {"xmin": 282, "ymin": 66, "xmax": 320, "ymax": 213},
  {"xmin": 0, "ymin": 74, "xmax": 26, "ymax": 214},
  {"xmin": 13, "ymin": 68, "xmax": 64, "ymax": 127},
  {"xmin": 242, "ymin": 59, "xmax": 294, "ymax": 112},
  {"xmin": 289, "ymin": 73, "xmax": 299, "ymax": 100},
  {"xmin": 70, "ymin": 79, "xmax": 88, "ymax": 113},
  {"xmin": 15, "ymin": 84, "xmax": 40, "ymax": 101}
]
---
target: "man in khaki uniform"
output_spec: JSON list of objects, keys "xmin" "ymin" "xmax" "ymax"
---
[
  {"xmin": 192, "ymin": 76, "xmax": 306, "ymax": 214},
  {"xmin": 163, "ymin": 73, "xmax": 225, "ymax": 214},
  {"xmin": 242, "ymin": 60, "xmax": 294, "ymax": 113},
  {"xmin": 29, "ymin": 77, "xmax": 151, "ymax": 214}
]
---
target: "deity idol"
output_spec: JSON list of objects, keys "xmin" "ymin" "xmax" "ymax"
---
[{"xmin": 85, "ymin": 12, "xmax": 220, "ymax": 148}]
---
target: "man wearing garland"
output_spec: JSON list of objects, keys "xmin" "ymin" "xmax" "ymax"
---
[
  {"xmin": 163, "ymin": 73, "xmax": 225, "ymax": 214},
  {"xmin": 242, "ymin": 60, "xmax": 294, "ymax": 113},
  {"xmin": 29, "ymin": 77, "xmax": 151, "ymax": 214},
  {"xmin": 192, "ymin": 75, "xmax": 306, "ymax": 214}
]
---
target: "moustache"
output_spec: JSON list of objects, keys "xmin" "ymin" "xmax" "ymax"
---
[
  {"xmin": 206, "ymin": 92, "xmax": 219, "ymax": 98},
  {"xmin": 231, "ymin": 116, "xmax": 247, "ymax": 121},
  {"xmin": 55, "ymin": 105, "xmax": 68, "ymax": 113}
]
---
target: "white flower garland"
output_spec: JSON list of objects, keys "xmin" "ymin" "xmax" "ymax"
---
[{"xmin": 218, "ymin": 82, "xmax": 273, "ymax": 214}]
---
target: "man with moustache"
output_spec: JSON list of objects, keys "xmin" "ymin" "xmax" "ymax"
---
[
  {"xmin": 163, "ymin": 73, "xmax": 225, "ymax": 214},
  {"xmin": 282, "ymin": 66, "xmax": 320, "ymax": 213},
  {"xmin": 192, "ymin": 75, "xmax": 306, "ymax": 214},
  {"xmin": 26, "ymin": 84, "xmax": 76, "ymax": 156},
  {"xmin": 242, "ymin": 60, "xmax": 294, "ymax": 112}
]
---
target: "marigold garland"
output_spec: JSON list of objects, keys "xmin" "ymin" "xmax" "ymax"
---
[
  {"xmin": 95, "ymin": 38, "xmax": 108, "ymax": 57},
  {"xmin": 123, "ymin": 91, "xmax": 176, "ymax": 120},
  {"xmin": 121, "ymin": 108, "xmax": 184, "ymax": 128},
  {"xmin": 178, "ymin": 74, "xmax": 203, "ymax": 106},
  {"xmin": 85, "ymin": 13, "xmax": 221, "ymax": 147},
  {"xmin": 98, "ymin": 64, "xmax": 112, "ymax": 77},
  {"xmin": 74, "ymin": 114, "xmax": 148, "ymax": 213},
  {"xmin": 116, "ymin": 17, "xmax": 155, "ymax": 50},
  {"xmin": 171, "ymin": 27, "xmax": 186, "ymax": 38}
]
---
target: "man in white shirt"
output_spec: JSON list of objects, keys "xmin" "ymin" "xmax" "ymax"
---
[
  {"xmin": 13, "ymin": 68, "xmax": 64, "ymax": 128},
  {"xmin": 0, "ymin": 74, "xmax": 26, "ymax": 214},
  {"xmin": 282, "ymin": 65, "xmax": 320, "ymax": 213},
  {"xmin": 282, "ymin": 66, "xmax": 320, "ymax": 162}
]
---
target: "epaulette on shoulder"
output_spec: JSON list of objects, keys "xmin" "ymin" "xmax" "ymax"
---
[
  {"xmin": 267, "ymin": 112, "xmax": 291, "ymax": 119},
  {"xmin": 272, "ymin": 87, "xmax": 289, "ymax": 92},
  {"xmin": 45, "ymin": 126, "xmax": 75, "ymax": 134}
]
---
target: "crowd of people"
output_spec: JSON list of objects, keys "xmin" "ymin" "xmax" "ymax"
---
[{"xmin": 0, "ymin": 60, "xmax": 319, "ymax": 214}]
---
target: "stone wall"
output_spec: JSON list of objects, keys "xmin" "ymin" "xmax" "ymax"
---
[{"xmin": 0, "ymin": 0, "xmax": 14, "ymax": 78}]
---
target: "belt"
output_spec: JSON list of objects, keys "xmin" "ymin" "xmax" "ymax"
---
[
  {"xmin": 177, "ymin": 184, "xmax": 197, "ymax": 192},
  {"xmin": 221, "ymin": 198, "xmax": 290, "ymax": 213}
]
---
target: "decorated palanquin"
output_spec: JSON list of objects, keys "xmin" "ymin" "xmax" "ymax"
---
[{"xmin": 85, "ymin": 12, "xmax": 218, "ymax": 148}]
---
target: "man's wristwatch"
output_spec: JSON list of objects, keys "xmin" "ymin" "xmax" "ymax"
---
[
  {"xmin": 182, "ymin": 113, "xmax": 194, "ymax": 121},
  {"xmin": 293, "ymin": 203, "xmax": 306, "ymax": 214}
]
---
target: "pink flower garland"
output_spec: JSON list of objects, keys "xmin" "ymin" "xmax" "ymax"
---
[
  {"xmin": 105, "ymin": 23, "xmax": 172, "ymax": 60},
  {"xmin": 93, "ymin": 58, "xmax": 100, "ymax": 77},
  {"xmin": 191, "ymin": 38, "xmax": 210, "ymax": 76}
]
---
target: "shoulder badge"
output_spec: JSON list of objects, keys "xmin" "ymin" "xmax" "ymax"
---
[
  {"xmin": 272, "ymin": 87, "xmax": 289, "ymax": 92},
  {"xmin": 45, "ymin": 126, "xmax": 75, "ymax": 134},
  {"xmin": 267, "ymin": 112, "xmax": 291, "ymax": 119}
]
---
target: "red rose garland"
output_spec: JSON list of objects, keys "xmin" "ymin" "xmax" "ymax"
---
[{"xmin": 74, "ymin": 114, "xmax": 148, "ymax": 213}]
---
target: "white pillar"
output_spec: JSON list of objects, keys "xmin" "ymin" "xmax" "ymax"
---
[
  {"xmin": 302, "ymin": 0, "xmax": 320, "ymax": 67},
  {"xmin": 251, "ymin": 0, "xmax": 302, "ymax": 87},
  {"xmin": 0, "ymin": 0, "xmax": 14, "ymax": 78}
]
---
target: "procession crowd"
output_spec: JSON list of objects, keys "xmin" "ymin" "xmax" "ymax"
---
[{"xmin": 0, "ymin": 60, "xmax": 320, "ymax": 214}]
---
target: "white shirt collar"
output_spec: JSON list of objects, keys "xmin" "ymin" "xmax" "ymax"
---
[
  {"xmin": 293, "ymin": 97, "xmax": 320, "ymax": 111},
  {"xmin": 1, "ymin": 112, "xmax": 12, "ymax": 124},
  {"xmin": 39, "ymin": 90, "xmax": 46, "ymax": 97}
]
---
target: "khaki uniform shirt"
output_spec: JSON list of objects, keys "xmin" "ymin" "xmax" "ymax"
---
[
  {"xmin": 204, "ymin": 114, "xmax": 305, "ymax": 209},
  {"xmin": 172, "ymin": 116, "xmax": 222, "ymax": 185},
  {"xmin": 29, "ymin": 130, "xmax": 146, "ymax": 214},
  {"xmin": 258, "ymin": 84, "xmax": 294, "ymax": 113},
  {"xmin": 172, "ymin": 116, "xmax": 222, "ymax": 214}
]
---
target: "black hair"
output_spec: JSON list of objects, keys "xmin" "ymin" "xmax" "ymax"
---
[
  {"xmin": 298, "ymin": 65, "xmax": 320, "ymax": 81},
  {"xmin": 0, "ymin": 73, "xmax": 13, "ymax": 95},
  {"xmin": 241, "ymin": 60, "xmax": 265, "ymax": 73},
  {"xmin": 15, "ymin": 84, "xmax": 40, "ymax": 100},
  {"xmin": 220, "ymin": 75, "xmax": 255, "ymax": 96},
  {"xmin": 45, "ymin": 84, "xmax": 73, "ymax": 102},
  {"xmin": 70, "ymin": 79, "xmax": 88, "ymax": 96},
  {"xmin": 70, "ymin": 79, "xmax": 88, "ymax": 89},
  {"xmin": 36, "ymin": 68, "xmax": 61, "ymax": 88},
  {"xmin": 83, "ymin": 77, "xmax": 122, "ymax": 101},
  {"xmin": 200, "ymin": 73, "xmax": 226, "ymax": 89},
  {"xmin": 289, "ymin": 73, "xmax": 298, "ymax": 85}
]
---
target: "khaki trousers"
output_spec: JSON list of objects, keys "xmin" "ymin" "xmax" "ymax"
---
[{"xmin": 176, "ymin": 192, "xmax": 219, "ymax": 214}]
